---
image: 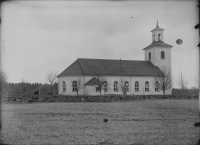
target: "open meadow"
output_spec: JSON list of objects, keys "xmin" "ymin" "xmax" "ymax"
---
[{"xmin": 1, "ymin": 99, "xmax": 200, "ymax": 145}]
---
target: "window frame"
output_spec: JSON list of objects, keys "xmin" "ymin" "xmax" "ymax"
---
[
  {"xmin": 161, "ymin": 51, "xmax": 165, "ymax": 59},
  {"xmin": 124, "ymin": 81, "xmax": 129, "ymax": 92},
  {"xmin": 103, "ymin": 81, "xmax": 108, "ymax": 92},
  {"xmin": 135, "ymin": 81, "xmax": 139, "ymax": 92},
  {"xmin": 96, "ymin": 87, "xmax": 100, "ymax": 92},
  {"xmin": 145, "ymin": 81, "xmax": 149, "ymax": 92},
  {"xmin": 72, "ymin": 81, "xmax": 77, "ymax": 92},
  {"xmin": 149, "ymin": 52, "xmax": 151, "ymax": 60},
  {"xmin": 114, "ymin": 81, "xmax": 118, "ymax": 92},
  {"xmin": 62, "ymin": 81, "xmax": 66, "ymax": 92},
  {"xmin": 155, "ymin": 82, "xmax": 159, "ymax": 92}
]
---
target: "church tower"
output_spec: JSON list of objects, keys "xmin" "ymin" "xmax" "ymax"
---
[{"xmin": 143, "ymin": 21, "xmax": 173, "ymax": 74}]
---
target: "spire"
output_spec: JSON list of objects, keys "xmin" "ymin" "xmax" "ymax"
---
[{"xmin": 156, "ymin": 20, "xmax": 159, "ymax": 28}]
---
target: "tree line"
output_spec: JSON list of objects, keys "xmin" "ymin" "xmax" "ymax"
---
[
  {"xmin": 0, "ymin": 71, "xmax": 58, "ymax": 95},
  {"xmin": 0, "ymin": 70, "xmax": 199, "ymax": 96}
]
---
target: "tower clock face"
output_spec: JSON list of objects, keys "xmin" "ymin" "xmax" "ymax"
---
[{"xmin": 176, "ymin": 39, "xmax": 183, "ymax": 45}]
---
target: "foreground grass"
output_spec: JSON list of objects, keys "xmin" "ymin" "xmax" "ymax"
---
[{"xmin": 1, "ymin": 99, "xmax": 200, "ymax": 145}]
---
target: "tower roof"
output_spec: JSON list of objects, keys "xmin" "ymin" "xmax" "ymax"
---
[
  {"xmin": 151, "ymin": 21, "xmax": 164, "ymax": 32},
  {"xmin": 143, "ymin": 41, "xmax": 173, "ymax": 50}
]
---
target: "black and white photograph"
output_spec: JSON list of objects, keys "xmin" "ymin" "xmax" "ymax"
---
[{"xmin": 0, "ymin": 0, "xmax": 199, "ymax": 144}]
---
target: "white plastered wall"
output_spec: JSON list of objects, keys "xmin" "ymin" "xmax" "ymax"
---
[{"xmin": 58, "ymin": 75, "xmax": 171, "ymax": 95}]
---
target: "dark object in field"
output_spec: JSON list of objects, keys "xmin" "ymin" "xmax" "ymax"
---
[
  {"xmin": 194, "ymin": 122, "xmax": 200, "ymax": 126},
  {"xmin": 34, "ymin": 90, "xmax": 40, "ymax": 95},
  {"xmin": 103, "ymin": 119, "xmax": 108, "ymax": 123},
  {"xmin": 97, "ymin": 139, "xmax": 116, "ymax": 145}
]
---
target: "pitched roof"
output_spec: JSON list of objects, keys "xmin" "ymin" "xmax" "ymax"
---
[
  {"xmin": 58, "ymin": 60, "xmax": 83, "ymax": 77},
  {"xmin": 85, "ymin": 78, "xmax": 102, "ymax": 86},
  {"xmin": 58, "ymin": 58, "xmax": 164, "ymax": 77},
  {"xmin": 143, "ymin": 41, "xmax": 173, "ymax": 50}
]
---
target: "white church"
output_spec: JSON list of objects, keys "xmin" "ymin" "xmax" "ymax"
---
[{"xmin": 57, "ymin": 22, "xmax": 173, "ymax": 95}]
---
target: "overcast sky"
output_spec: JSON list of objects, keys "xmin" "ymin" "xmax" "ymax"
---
[{"xmin": 1, "ymin": 0, "xmax": 199, "ymax": 88}]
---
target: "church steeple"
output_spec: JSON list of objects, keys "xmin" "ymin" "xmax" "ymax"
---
[
  {"xmin": 143, "ymin": 22, "xmax": 173, "ymax": 76},
  {"xmin": 151, "ymin": 21, "xmax": 164, "ymax": 42}
]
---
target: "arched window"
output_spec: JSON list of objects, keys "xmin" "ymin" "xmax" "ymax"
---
[
  {"xmin": 161, "ymin": 51, "xmax": 165, "ymax": 59},
  {"xmin": 155, "ymin": 82, "xmax": 159, "ymax": 92},
  {"xmin": 153, "ymin": 34, "xmax": 155, "ymax": 42},
  {"xmin": 72, "ymin": 81, "xmax": 77, "ymax": 92},
  {"xmin": 114, "ymin": 81, "xmax": 118, "ymax": 92},
  {"xmin": 103, "ymin": 81, "xmax": 107, "ymax": 92},
  {"xmin": 145, "ymin": 81, "xmax": 149, "ymax": 92},
  {"xmin": 124, "ymin": 81, "xmax": 129, "ymax": 92},
  {"xmin": 149, "ymin": 52, "xmax": 151, "ymax": 60},
  {"xmin": 63, "ymin": 81, "xmax": 66, "ymax": 92},
  {"xmin": 158, "ymin": 34, "xmax": 161, "ymax": 41},
  {"xmin": 135, "ymin": 81, "xmax": 139, "ymax": 92}
]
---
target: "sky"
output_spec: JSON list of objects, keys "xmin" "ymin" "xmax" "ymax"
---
[{"xmin": 1, "ymin": 0, "xmax": 199, "ymax": 88}]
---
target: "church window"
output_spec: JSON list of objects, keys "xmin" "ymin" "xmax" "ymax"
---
[
  {"xmin": 145, "ymin": 81, "xmax": 149, "ymax": 92},
  {"xmin": 161, "ymin": 51, "xmax": 165, "ymax": 59},
  {"xmin": 125, "ymin": 81, "xmax": 129, "ymax": 92},
  {"xmin": 72, "ymin": 81, "xmax": 77, "ymax": 92},
  {"xmin": 149, "ymin": 52, "xmax": 151, "ymax": 60},
  {"xmin": 155, "ymin": 82, "xmax": 159, "ymax": 92},
  {"xmin": 103, "ymin": 81, "xmax": 107, "ymax": 92},
  {"xmin": 135, "ymin": 82, "xmax": 139, "ymax": 92},
  {"xmin": 158, "ymin": 34, "xmax": 161, "ymax": 41},
  {"xmin": 63, "ymin": 81, "xmax": 66, "ymax": 92},
  {"xmin": 114, "ymin": 81, "xmax": 118, "ymax": 92}
]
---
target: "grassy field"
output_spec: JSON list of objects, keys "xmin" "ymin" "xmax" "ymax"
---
[{"xmin": 1, "ymin": 99, "xmax": 200, "ymax": 145}]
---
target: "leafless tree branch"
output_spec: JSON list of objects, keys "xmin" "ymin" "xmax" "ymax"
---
[
  {"xmin": 177, "ymin": 72, "xmax": 188, "ymax": 89},
  {"xmin": 153, "ymin": 68, "xmax": 173, "ymax": 95},
  {"xmin": 46, "ymin": 71, "xmax": 57, "ymax": 95}
]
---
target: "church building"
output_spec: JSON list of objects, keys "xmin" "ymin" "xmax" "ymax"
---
[{"xmin": 57, "ymin": 22, "xmax": 173, "ymax": 95}]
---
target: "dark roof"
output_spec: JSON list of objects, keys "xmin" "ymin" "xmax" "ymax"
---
[
  {"xmin": 58, "ymin": 58, "xmax": 164, "ymax": 77},
  {"xmin": 151, "ymin": 26, "xmax": 164, "ymax": 32},
  {"xmin": 143, "ymin": 41, "xmax": 173, "ymax": 50},
  {"xmin": 85, "ymin": 78, "xmax": 102, "ymax": 86},
  {"xmin": 58, "ymin": 60, "xmax": 83, "ymax": 77}
]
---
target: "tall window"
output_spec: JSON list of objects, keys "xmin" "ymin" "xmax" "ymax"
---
[
  {"xmin": 155, "ymin": 82, "xmax": 159, "ymax": 92},
  {"xmin": 145, "ymin": 81, "xmax": 149, "ymax": 92},
  {"xmin": 135, "ymin": 81, "xmax": 139, "ymax": 92},
  {"xmin": 161, "ymin": 51, "xmax": 165, "ymax": 59},
  {"xmin": 103, "ymin": 81, "xmax": 107, "ymax": 92},
  {"xmin": 63, "ymin": 81, "xmax": 66, "ymax": 92},
  {"xmin": 149, "ymin": 52, "xmax": 151, "ymax": 60},
  {"xmin": 72, "ymin": 81, "xmax": 77, "ymax": 92},
  {"xmin": 158, "ymin": 34, "xmax": 161, "ymax": 41},
  {"xmin": 153, "ymin": 34, "xmax": 155, "ymax": 41},
  {"xmin": 114, "ymin": 81, "xmax": 118, "ymax": 92},
  {"xmin": 125, "ymin": 81, "xmax": 129, "ymax": 92}
]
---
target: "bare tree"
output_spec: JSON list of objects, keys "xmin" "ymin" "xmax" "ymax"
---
[
  {"xmin": 177, "ymin": 72, "xmax": 189, "ymax": 89},
  {"xmin": 71, "ymin": 77, "xmax": 84, "ymax": 96},
  {"xmin": 153, "ymin": 68, "xmax": 173, "ymax": 95},
  {"xmin": 118, "ymin": 78, "xmax": 129, "ymax": 95},
  {"xmin": 46, "ymin": 71, "xmax": 57, "ymax": 95}
]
